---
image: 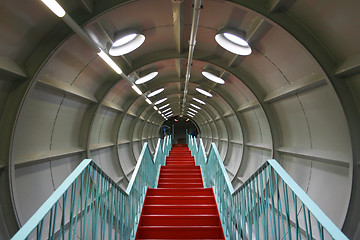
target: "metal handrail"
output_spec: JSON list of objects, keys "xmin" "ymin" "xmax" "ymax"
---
[
  {"xmin": 187, "ymin": 135, "xmax": 348, "ymax": 240},
  {"xmin": 11, "ymin": 136, "xmax": 172, "ymax": 240}
]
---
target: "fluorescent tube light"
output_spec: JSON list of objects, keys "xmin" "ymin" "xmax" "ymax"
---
[
  {"xmin": 98, "ymin": 50, "xmax": 122, "ymax": 74},
  {"xmin": 41, "ymin": 0, "xmax": 66, "ymax": 17},
  {"xmin": 132, "ymin": 85, "xmax": 142, "ymax": 95}
]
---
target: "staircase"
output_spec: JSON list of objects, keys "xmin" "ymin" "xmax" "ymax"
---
[{"xmin": 135, "ymin": 144, "xmax": 225, "ymax": 239}]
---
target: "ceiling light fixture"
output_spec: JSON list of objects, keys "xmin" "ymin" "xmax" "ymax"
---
[
  {"xmin": 174, "ymin": 119, "xmax": 178, "ymax": 122},
  {"xmin": 187, "ymin": 113, "xmax": 195, "ymax": 117},
  {"xmin": 188, "ymin": 108, "xmax": 198, "ymax": 113},
  {"xmin": 145, "ymin": 99, "xmax": 152, "ymax": 105},
  {"xmin": 166, "ymin": 114, "xmax": 173, "ymax": 117},
  {"xmin": 202, "ymin": 71, "xmax": 224, "ymax": 84},
  {"xmin": 202, "ymin": 69, "xmax": 225, "ymax": 84},
  {"xmin": 159, "ymin": 103, "xmax": 170, "ymax": 110},
  {"xmin": 131, "ymin": 85, "xmax": 142, "ymax": 95},
  {"xmin": 98, "ymin": 50, "xmax": 123, "ymax": 74},
  {"xmin": 190, "ymin": 103, "xmax": 201, "ymax": 109},
  {"xmin": 165, "ymin": 111, "xmax": 173, "ymax": 116},
  {"xmin": 109, "ymin": 28, "xmax": 145, "ymax": 56},
  {"xmin": 135, "ymin": 71, "xmax": 158, "ymax": 84},
  {"xmin": 186, "ymin": 119, "xmax": 190, "ymax": 121},
  {"xmin": 193, "ymin": 97, "xmax": 206, "ymax": 105},
  {"xmin": 41, "ymin": 0, "xmax": 66, "ymax": 17},
  {"xmin": 162, "ymin": 108, "xmax": 171, "ymax": 113},
  {"xmin": 154, "ymin": 98, "xmax": 167, "ymax": 105},
  {"xmin": 196, "ymin": 88, "xmax": 212, "ymax": 97},
  {"xmin": 215, "ymin": 28, "xmax": 251, "ymax": 56},
  {"xmin": 148, "ymin": 88, "xmax": 164, "ymax": 97},
  {"xmin": 153, "ymin": 106, "xmax": 159, "ymax": 111}
]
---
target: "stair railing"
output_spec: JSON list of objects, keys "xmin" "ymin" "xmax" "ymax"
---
[
  {"xmin": 11, "ymin": 136, "xmax": 172, "ymax": 240},
  {"xmin": 187, "ymin": 135, "xmax": 348, "ymax": 240}
]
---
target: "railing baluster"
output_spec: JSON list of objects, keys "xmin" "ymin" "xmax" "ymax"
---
[
  {"xmin": 36, "ymin": 219, "xmax": 44, "ymax": 240},
  {"xmin": 292, "ymin": 191, "xmax": 300, "ymax": 240},
  {"xmin": 282, "ymin": 180, "xmax": 291, "ymax": 240},
  {"xmin": 59, "ymin": 190, "xmax": 68, "ymax": 240},
  {"xmin": 302, "ymin": 203, "xmax": 309, "ymax": 240},
  {"xmin": 51, "ymin": 202, "xmax": 58, "ymax": 240},
  {"xmin": 307, "ymin": 209, "xmax": 313, "ymax": 239}
]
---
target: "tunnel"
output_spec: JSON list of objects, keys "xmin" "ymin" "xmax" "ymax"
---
[{"xmin": 0, "ymin": 0, "xmax": 359, "ymax": 239}]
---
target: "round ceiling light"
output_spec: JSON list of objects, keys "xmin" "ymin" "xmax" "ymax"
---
[
  {"xmin": 188, "ymin": 108, "xmax": 198, "ymax": 113},
  {"xmin": 148, "ymin": 88, "xmax": 164, "ymax": 97},
  {"xmin": 159, "ymin": 103, "xmax": 170, "ymax": 110},
  {"xmin": 215, "ymin": 28, "xmax": 251, "ymax": 56},
  {"xmin": 202, "ymin": 71, "xmax": 225, "ymax": 84},
  {"xmin": 162, "ymin": 108, "xmax": 172, "ymax": 113},
  {"xmin": 196, "ymin": 88, "xmax": 212, "ymax": 97},
  {"xmin": 135, "ymin": 71, "xmax": 158, "ymax": 84},
  {"xmin": 190, "ymin": 103, "xmax": 201, "ymax": 109},
  {"xmin": 154, "ymin": 97, "xmax": 167, "ymax": 105},
  {"xmin": 109, "ymin": 29, "xmax": 145, "ymax": 56},
  {"xmin": 193, "ymin": 97, "xmax": 205, "ymax": 105}
]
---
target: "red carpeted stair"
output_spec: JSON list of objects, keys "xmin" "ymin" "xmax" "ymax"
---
[{"xmin": 135, "ymin": 144, "xmax": 225, "ymax": 239}]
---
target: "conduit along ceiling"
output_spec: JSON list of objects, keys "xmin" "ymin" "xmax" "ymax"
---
[{"xmin": 0, "ymin": 0, "xmax": 360, "ymax": 238}]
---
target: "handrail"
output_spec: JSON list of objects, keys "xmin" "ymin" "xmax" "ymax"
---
[
  {"xmin": 187, "ymin": 135, "xmax": 348, "ymax": 240},
  {"xmin": 12, "ymin": 136, "xmax": 172, "ymax": 240}
]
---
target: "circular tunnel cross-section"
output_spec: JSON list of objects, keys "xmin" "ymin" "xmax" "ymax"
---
[{"xmin": 0, "ymin": 0, "xmax": 359, "ymax": 239}]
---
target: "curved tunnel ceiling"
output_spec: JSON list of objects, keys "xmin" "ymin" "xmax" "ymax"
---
[{"xmin": 0, "ymin": 0, "xmax": 360, "ymax": 238}]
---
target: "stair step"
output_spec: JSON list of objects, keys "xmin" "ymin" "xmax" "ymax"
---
[
  {"xmin": 166, "ymin": 158, "xmax": 194, "ymax": 161},
  {"xmin": 158, "ymin": 178, "xmax": 203, "ymax": 183},
  {"xmin": 145, "ymin": 196, "xmax": 213, "ymax": 204},
  {"xmin": 160, "ymin": 169, "xmax": 201, "ymax": 173},
  {"xmin": 159, "ymin": 173, "xmax": 201, "ymax": 177},
  {"xmin": 142, "ymin": 204, "xmax": 219, "ymax": 215},
  {"xmin": 140, "ymin": 215, "xmax": 221, "ymax": 226},
  {"xmin": 165, "ymin": 163, "xmax": 194, "ymax": 165},
  {"xmin": 157, "ymin": 183, "xmax": 204, "ymax": 188},
  {"xmin": 147, "ymin": 188, "xmax": 213, "ymax": 196},
  {"xmin": 136, "ymin": 226, "xmax": 224, "ymax": 239},
  {"xmin": 161, "ymin": 165, "xmax": 200, "ymax": 170}
]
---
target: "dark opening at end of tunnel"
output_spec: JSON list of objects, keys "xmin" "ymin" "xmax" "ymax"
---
[{"xmin": 159, "ymin": 116, "xmax": 200, "ymax": 144}]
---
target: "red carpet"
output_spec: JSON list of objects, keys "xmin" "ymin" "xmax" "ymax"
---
[{"xmin": 135, "ymin": 144, "xmax": 225, "ymax": 239}]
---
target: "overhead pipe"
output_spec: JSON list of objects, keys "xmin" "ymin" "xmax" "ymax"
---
[{"xmin": 181, "ymin": 0, "xmax": 202, "ymax": 114}]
